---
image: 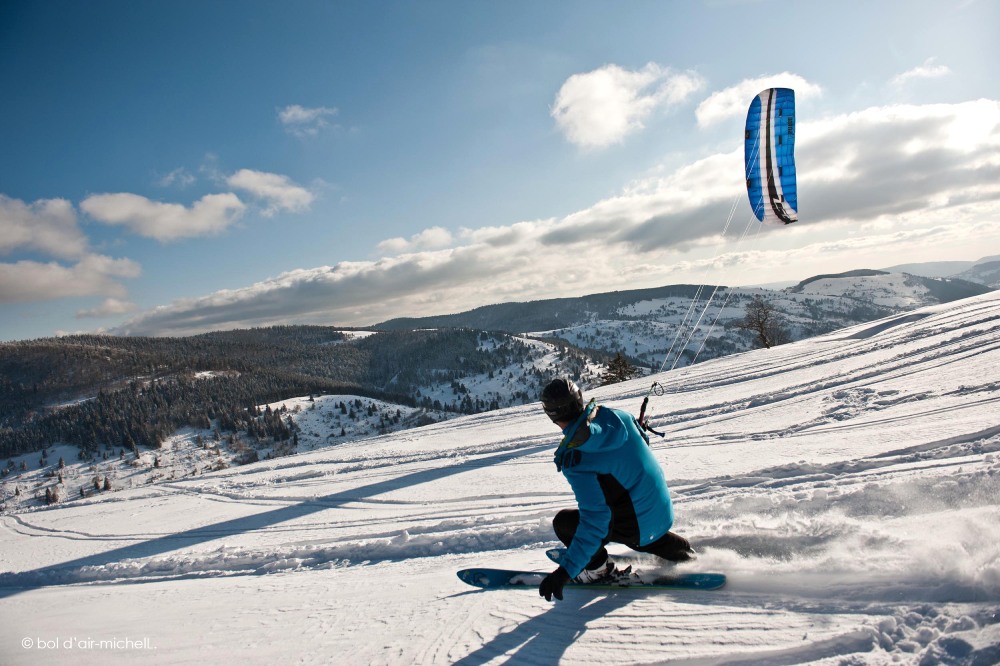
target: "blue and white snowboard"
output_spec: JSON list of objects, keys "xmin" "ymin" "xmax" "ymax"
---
[{"xmin": 456, "ymin": 549, "xmax": 725, "ymax": 591}]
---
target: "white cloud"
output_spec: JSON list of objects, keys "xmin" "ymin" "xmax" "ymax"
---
[
  {"xmin": 157, "ymin": 167, "xmax": 196, "ymax": 188},
  {"xmin": 0, "ymin": 195, "xmax": 88, "ymax": 259},
  {"xmin": 278, "ymin": 104, "xmax": 339, "ymax": 137},
  {"xmin": 552, "ymin": 63, "xmax": 705, "ymax": 149},
  {"xmin": 77, "ymin": 297, "xmax": 138, "ymax": 319},
  {"xmin": 696, "ymin": 73, "xmax": 823, "ymax": 127},
  {"xmin": 114, "ymin": 248, "xmax": 519, "ymax": 336},
  {"xmin": 81, "ymin": 192, "xmax": 246, "ymax": 241},
  {"xmin": 377, "ymin": 226, "xmax": 454, "ymax": 255},
  {"xmin": 891, "ymin": 58, "xmax": 952, "ymax": 87},
  {"xmin": 0, "ymin": 254, "xmax": 141, "ymax": 304},
  {"xmin": 0, "ymin": 194, "xmax": 142, "ymax": 310},
  {"xmin": 226, "ymin": 169, "xmax": 314, "ymax": 217},
  {"xmin": 116, "ymin": 99, "xmax": 1000, "ymax": 336}
]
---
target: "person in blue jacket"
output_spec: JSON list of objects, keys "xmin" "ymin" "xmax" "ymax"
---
[{"xmin": 538, "ymin": 377, "xmax": 693, "ymax": 601}]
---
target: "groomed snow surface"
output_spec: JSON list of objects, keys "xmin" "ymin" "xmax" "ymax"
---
[{"xmin": 2, "ymin": 292, "xmax": 999, "ymax": 665}]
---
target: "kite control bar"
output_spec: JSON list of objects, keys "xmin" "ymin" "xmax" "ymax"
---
[{"xmin": 637, "ymin": 384, "xmax": 666, "ymax": 438}]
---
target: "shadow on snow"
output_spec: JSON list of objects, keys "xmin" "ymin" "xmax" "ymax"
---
[{"xmin": 0, "ymin": 443, "xmax": 553, "ymax": 599}]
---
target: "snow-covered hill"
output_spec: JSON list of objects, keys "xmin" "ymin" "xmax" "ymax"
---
[
  {"xmin": 0, "ymin": 335, "xmax": 604, "ymax": 517},
  {"xmin": 955, "ymin": 260, "xmax": 1000, "ymax": 288},
  {"xmin": 4, "ymin": 269, "xmax": 991, "ymax": 489},
  {"xmin": 883, "ymin": 255, "xmax": 1000, "ymax": 287},
  {"xmin": 411, "ymin": 334, "xmax": 604, "ymax": 412},
  {"xmin": 0, "ymin": 397, "xmax": 458, "ymax": 515},
  {"xmin": 1, "ymin": 291, "xmax": 998, "ymax": 665},
  {"xmin": 531, "ymin": 270, "xmax": 991, "ymax": 371}
]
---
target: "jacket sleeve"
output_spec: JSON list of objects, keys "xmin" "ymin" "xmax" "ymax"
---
[{"xmin": 560, "ymin": 470, "xmax": 612, "ymax": 578}]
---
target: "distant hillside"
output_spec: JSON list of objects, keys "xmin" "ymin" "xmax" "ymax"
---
[
  {"xmin": 374, "ymin": 285, "xmax": 709, "ymax": 333},
  {"xmin": 881, "ymin": 254, "xmax": 1000, "ymax": 283},
  {"xmin": 789, "ymin": 269, "xmax": 889, "ymax": 291},
  {"xmin": 880, "ymin": 261, "xmax": 975, "ymax": 278},
  {"xmin": 373, "ymin": 271, "xmax": 993, "ymax": 370},
  {"xmin": 909, "ymin": 273, "xmax": 997, "ymax": 300},
  {"xmin": 955, "ymin": 260, "xmax": 1000, "ymax": 288},
  {"xmin": 790, "ymin": 270, "xmax": 991, "ymax": 302},
  {"xmin": 379, "ymin": 272, "xmax": 992, "ymax": 336},
  {"xmin": 2, "ymin": 268, "xmax": 994, "ymax": 465},
  {"xmin": 0, "ymin": 328, "xmax": 600, "ymax": 460}
]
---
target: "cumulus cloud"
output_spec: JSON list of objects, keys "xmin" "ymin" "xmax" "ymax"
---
[
  {"xmin": 891, "ymin": 58, "xmax": 952, "ymax": 87},
  {"xmin": 798, "ymin": 99, "xmax": 1000, "ymax": 222},
  {"xmin": 377, "ymin": 226, "xmax": 454, "ymax": 255},
  {"xmin": 77, "ymin": 297, "xmax": 138, "ymax": 319},
  {"xmin": 552, "ymin": 63, "xmax": 705, "ymax": 149},
  {"xmin": 0, "ymin": 194, "xmax": 143, "ymax": 308},
  {"xmin": 114, "ymin": 250, "xmax": 501, "ymax": 336},
  {"xmin": 81, "ymin": 192, "xmax": 246, "ymax": 241},
  {"xmin": 116, "ymin": 99, "xmax": 1000, "ymax": 336},
  {"xmin": 226, "ymin": 169, "xmax": 314, "ymax": 217},
  {"xmin": 0, "ymin": 195, "xmax": 88, "ymax": 259},
  {"xmin": 696, "ymin": 73, "xmax": 822, "ymax": 127},
  {"xmin": 278, "ymin": 104, "xmax": 339, "ymax": 137},
  {"xmin": 0, "ymin": 254, "xmax": 141, "ymax": 304}
]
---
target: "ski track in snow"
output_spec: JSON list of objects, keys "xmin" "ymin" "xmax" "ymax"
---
[{"xmin": 1, "ymin": 292, "xmax": 1000, "ymax": 665}]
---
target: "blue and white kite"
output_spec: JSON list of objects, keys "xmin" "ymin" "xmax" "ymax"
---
[{"xmin": 744, "ymin": 88, "xmax": 798, "ymax": 225}]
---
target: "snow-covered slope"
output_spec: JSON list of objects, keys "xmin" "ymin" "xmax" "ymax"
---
[
  {"xmin": 956, "ymin": 260, "xmax": 1000, "ymax": 288},
  {"xmin": 0, "ymin": 396, "xmax": 457, "ymax": 514},
  {"xmin": 1, "ymin": 292, "xmax": 999, "ymax": 665},
  {"xmin": 530, "ymin": 271, "xmax": 991, "ymax": 375}
]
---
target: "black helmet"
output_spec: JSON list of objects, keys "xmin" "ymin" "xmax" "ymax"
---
[{"xmin": 541, "ymin": 377, "xmax": 584, "ymax": 422}]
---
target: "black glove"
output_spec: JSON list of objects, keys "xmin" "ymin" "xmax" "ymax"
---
[{"xmin": 539, "ymin": 566, "xmax": 571, "ymax": 601}]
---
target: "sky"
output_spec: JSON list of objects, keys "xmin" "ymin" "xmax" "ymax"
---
[{"xmin": 1, "ymin": 0, "xmax": 999, "ymax": 341}]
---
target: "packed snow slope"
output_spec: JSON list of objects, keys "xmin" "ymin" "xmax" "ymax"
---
[{"xmin": 2, "ymin": 292, "xmax": 999, "ymax": 666}]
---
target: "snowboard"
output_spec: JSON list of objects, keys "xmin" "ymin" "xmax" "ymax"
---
[{"xmin": 457, "ymin": 550, "xmax": 725, "ymax": 591}]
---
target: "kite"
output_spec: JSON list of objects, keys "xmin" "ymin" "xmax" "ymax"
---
[{"xmin": 745, "ymin": 88, "xmax": 798, "ymax": 225}]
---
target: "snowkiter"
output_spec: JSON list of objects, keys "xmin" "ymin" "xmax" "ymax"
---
[{"xmin": 538, "ymin": 377, "xmax": 694, "ymax": 601}]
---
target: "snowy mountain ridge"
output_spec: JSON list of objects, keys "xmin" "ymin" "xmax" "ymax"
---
[
  {"xmin": 1, "ymin": 268, "xmax": 992, "ymax": 513},
  {"xmin": 525, "ymin": 269, "xmax": 990, "ymax": 372}
]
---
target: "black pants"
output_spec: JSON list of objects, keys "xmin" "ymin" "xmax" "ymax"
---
[{"xmin": 553, "ymin": 508, "xmax": 694, "ymax": 570}]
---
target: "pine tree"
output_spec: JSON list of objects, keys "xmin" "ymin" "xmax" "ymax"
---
[{"xmin": 601, "ymin": 352, "xmax": 641, "ymax": 386}]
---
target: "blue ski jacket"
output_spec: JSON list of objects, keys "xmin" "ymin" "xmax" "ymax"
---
[{"xmin": 556, "ymin": 405, "xmax": 675, "ymax": 578}]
